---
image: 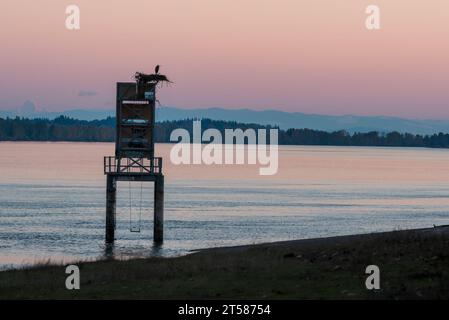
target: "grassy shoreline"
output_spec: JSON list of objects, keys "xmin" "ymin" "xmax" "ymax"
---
[{"xmin": 1, "ymin": 226, "xmax": 448, "ymax": 299}]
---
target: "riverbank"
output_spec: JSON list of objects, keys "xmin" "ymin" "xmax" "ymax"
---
[{"xmin": 1, "ymin": 226, "xmax": 448, "ymax": 299}]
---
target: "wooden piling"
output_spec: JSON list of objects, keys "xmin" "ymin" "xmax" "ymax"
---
[
  {"xmin": 105, "ymin": 175, "xmax": 116, "ymax": 244},
  {"xmin": 154, "ymin": 175, "xmax": 164, "ymax": 243}
]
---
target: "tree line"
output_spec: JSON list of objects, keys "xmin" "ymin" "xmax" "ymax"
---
[{"xmin": 2, "ymin": 115, "xmax": 449, "ymax": 148}]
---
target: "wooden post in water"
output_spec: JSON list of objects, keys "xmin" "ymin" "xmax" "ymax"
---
[
  {"xmin": 105, "ymin": 175, "xmax": 116, "ymax": 244},
  {"xmin": 154, "ymin": 175, "xmax": 164, "ymax": 243}
]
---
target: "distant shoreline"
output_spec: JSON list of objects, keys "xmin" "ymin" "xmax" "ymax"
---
[
  {"xmin": 3, "ymin": 116, "xmax": 449, "ymax": 148},
  {"xmin": 2, "ymin": 140, "xmax": 449, "ymax": 153},
  {"xmin": 1, "ymin": 225, "xmax": 448, "ymax": 299}
]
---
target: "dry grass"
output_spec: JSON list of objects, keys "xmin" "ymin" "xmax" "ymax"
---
[{"xmin": 0, "ymin": 227, "xmax": 448, "ymax": 299}]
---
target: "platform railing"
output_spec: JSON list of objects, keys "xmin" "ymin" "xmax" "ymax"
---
[{"xmin": 104, "ymin": 156, "xmax": 162, "ymax": 175}]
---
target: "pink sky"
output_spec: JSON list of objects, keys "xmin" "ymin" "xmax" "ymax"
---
[{"xmin": 0, "ymin": 0, "xmax": 448, "ymax": 118}]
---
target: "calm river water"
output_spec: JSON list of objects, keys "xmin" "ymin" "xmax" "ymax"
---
[{"xmin": 1, "ymin": 142, "xmax": 449, "ymax": 269}]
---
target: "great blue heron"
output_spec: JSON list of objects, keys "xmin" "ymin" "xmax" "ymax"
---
[{"xmin": 155, "ymin": 65, "xmax": 160, "ymax": 74}]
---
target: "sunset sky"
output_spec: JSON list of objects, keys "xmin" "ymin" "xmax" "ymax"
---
[{"xmin": 0, "ymin": 0, "xmax": 448, "ymax": 118}]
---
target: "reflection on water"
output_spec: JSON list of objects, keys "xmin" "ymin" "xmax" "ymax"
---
[{"xmin": 1, "ymin": 142, "xmax": 449, "ymax": 269}]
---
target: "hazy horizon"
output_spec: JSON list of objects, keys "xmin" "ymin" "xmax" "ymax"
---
[{"xmin": 5, "ymin": 100, "xmax": 449, "ymax": 122}]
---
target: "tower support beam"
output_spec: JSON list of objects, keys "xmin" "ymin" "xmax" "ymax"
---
[
  {"xmin": 154, "ymin": 175, "xmax": 164, "ymax": 243},
  {"xmin": 105, "ymin": 174, "xmax": 117, "ymax": 244}
]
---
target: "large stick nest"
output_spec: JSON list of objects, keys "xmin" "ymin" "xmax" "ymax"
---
[{"xmin": 134, "ymin": 72, "xmax": 171, "ymax": 84}]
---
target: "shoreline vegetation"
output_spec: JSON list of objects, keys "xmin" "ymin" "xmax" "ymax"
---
[
  {"xmin": 1, "ymin": 226, "xmax": 448, "ymax": 299},
  {"xmin": 3, "ymin": 116, "xmax": 449, "ymax": 148}
]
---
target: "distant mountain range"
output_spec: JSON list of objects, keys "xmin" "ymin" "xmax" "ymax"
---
[
  {"xmin": 2, "ymin": 101, "xmax": 449, "ymax": 135},
  {"xmin": 0, "ymin": 101, "xmax": 113, "ymax": 122},
  {"xmin": 155, "ymin": 107, "xmax": 449, "ymax": 135}
]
